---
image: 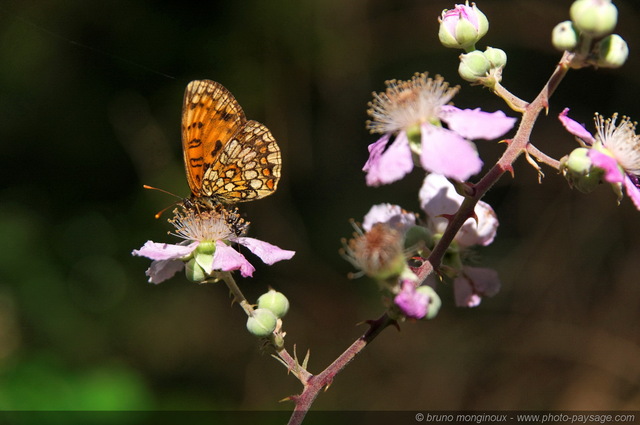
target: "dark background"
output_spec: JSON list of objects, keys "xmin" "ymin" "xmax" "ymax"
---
[{"xmin": 0, "ymin": 0, "xmax": 639, "ymax": 414}]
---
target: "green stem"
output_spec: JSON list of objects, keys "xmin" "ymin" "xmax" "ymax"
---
[{"xmin": 220, "ymin": 272, "xmax": 254, "ymax": 317}]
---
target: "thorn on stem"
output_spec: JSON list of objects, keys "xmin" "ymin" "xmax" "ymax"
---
[
  {"xmin": 524, "ymin": 149, "xmax": 545, "ymax": 183},
  {"xmin": 438, "ymin": 213, "xmax": 455, "ymax": 223},
  {"xmin": 503, "ymin": 164, "xmax": 515, "ymax": 178},
  {"xmin": 281, "ymin": 395, "xmax": 297, "ymax": 403}
]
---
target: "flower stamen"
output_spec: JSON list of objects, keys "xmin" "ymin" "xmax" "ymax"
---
[
  {"xmin": 594, "ymin": 112, "xmax": 640, "ymax": 175},
  {"xmin": 366, "ymin": 73, "xmax": 459, "ymax": 135},
  {"xmin": 169, "ymin": 205, "xmax": 248, "ymax": 243}
]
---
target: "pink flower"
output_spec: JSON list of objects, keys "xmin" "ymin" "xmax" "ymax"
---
[
  {"xmin": 559, "ymin": 108, "xmax": 640, "ymax": 210},
  {"xmin": 453, "ymin": 267, "xmax": 501, "ymax": 308},
  {"xmin": 362, "ymin": 133, "xmax": 414, "ymax": 187},
  {"xmin": 364, "ymin": 73, "xmax": 516, "ymax": 184},
  {"xmin": 394, "ymin": 280, "xmax": 430, "ymax": 319},
  {"xmin": 419, "ymin": 173, "xmax": 501, "ymax": 307},
  {"xmin": 132, "ymin": 207, "xmax": 294, "ymax": 284},
  {"xmin": 362, "ymin": 203, "xmax": 416, "ymax": 233},
  {"xmin": 419, "ymin": 173, "xmax": 498, "ymax": 247}
]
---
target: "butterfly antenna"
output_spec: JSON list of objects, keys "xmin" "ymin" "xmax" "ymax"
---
[{"xmin": 143, "ymin": 185, "xmax": 182, "ymax": 219}]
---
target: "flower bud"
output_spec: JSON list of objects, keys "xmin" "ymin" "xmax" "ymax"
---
[
  {"xmin": 595, "ymin": 34, "xmax": 629, "ymax": 68},
  {"xmin": 257, "ymin": 289, "xmax": 290, "ymax": 319},
  {"xmin": 415, "ymin": 286, "xmax": 441, "ymax": 320},
  {"xmin": 483, "ymin": 47, "xmax": 507, "ymax": 69},
  {"xmin": 458, "ymin": 50, "xmax": 491, "ymax": 82},
  {"xmin": 570, "ymin": 0, "xmax": 618, "ymax": 38},
  {"xmin": 552, "ymin": 21, "xmax": 579, "ymax": 51},
  {"xmin": 246, "ymin": 308, "xmax": 277, "ymax": 337},
  {"xmin": 438, "ymin": 2, "xmax": 489, "ymax": 51},
  {"xmin": 560, "ymin": 147, "xmax": 603, "ymax": 193}
]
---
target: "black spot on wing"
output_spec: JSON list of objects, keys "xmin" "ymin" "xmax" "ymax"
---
[{"xmin": 211, "ymin": 140, "xmax": 223, "ymax": 157}]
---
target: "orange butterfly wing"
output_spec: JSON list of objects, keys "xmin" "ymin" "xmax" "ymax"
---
[
  {"xmin": 181, "ymin": 80, "xmax": 281, "ymax": 205},
  {"xmin": 201, "ymin": 120, "xmax": 281, "ymax": 203}
]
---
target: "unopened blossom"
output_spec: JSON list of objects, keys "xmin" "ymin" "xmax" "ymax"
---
[
  {"xmin": 364, "ymin": 73, "xmax": 516, "ymax": 185},
  {"xmin": 595, "ymin": 34, "xmax": 629, "ymax": 69},
  {"xmin": 419, "ymin": 173, "xmax": 501, "ymax": 307},
  {"xmin": 132, "ymin": 207, "xmax": 295, "ymax": 283},
  {"xmin": 438, "ymin": 2, "xmax": 489, "ymax": 51},
  {"xmin": 552, "ymin": 21, "xmax": 579, "ymax": 52},
  {"xmin": 570, "ymin": 0, "xmax": 618, "ymax": 38},
  {"xmin": 559, "ymin": 108, "xmax": 640, "ymax": 210}
]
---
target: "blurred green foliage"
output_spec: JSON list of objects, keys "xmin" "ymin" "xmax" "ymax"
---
[{"xmin": 0, "ymin": 0, "xmax": 639, "ymax": 416}]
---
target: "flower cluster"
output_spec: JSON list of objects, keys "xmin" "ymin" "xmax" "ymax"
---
[
  {"xmin": 438, "ymin": 2, "xmax": 507, "ymax": 85},
  {"xmin": 551, "ymin": 0, "xmax": 628, "ymax": 68},
  {"xmin": 364, "ymin": 72, "xmax": 516, "ymax": 185},
  {"xmin": 559, "ymin": 108, "xmax": 640, "ymax": 210},
  {"xmin": 132, "ymin": 205, "xmax": 295, "ymax": 284},
  {"xmin": 343, "ymin": 174, "xmax": 501, "ymax": 320}
]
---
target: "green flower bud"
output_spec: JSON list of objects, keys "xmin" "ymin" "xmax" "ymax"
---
[
  {"xmin": 246, "ymin": 308, "xmax": 277, "ymax": 337},
  {"xmin": 483, "ymin": 47, "xmax": 507, "ymax": 69},
  {"xmin": 560, "ymin": 147, "xmax": 603, "ymax": 193},
  {"xmin": 570, "ymin": 0, "xmax": 618, "ymax": 38},
  {"xmin": 438, "ymin": 2, "xmax": 489, "ymax": 51},
  {"xmin": 257, "ymin": 289, "xmax": 290, "ymax": 319},
  {"xmin": 416, "ymin": 286, "xmax": 441, "ymax": 320},
  {"xmin": 595, "ymin": 34, "xmax": 629, "ymax": 68},
  {"xmin": 565, "ymin": 147, "xmax": 592, "ymax": 174},
  {"xmin": 552, "ymin": 21, "xmax": 579, "ymax": 51},
  {"xmin": 458, "ymin": 50, "xmax": 491, "ymax": 82}
]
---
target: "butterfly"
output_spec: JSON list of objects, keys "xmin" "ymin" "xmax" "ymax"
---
[{"xmin": 181, "ymin": 79, "xmax": 281, "ymax": 209}]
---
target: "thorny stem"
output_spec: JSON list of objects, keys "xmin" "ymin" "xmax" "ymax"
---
[
  {"xmin": 283, "ymin": 52, "xmax": 575, "ymax": 424},
  {"xmin": 419, "ymin": 51, "xmax": 574, "ymax": 279},
  {"xmin": 208, "ymin": 51, "xmax": 575, "ymax": 425},
  {"xmin": 492, "ymin": 81, "xmax": 528, "ymax": 112},
  {"xmin": 527, "ymin": 143, "xmax": 561, "ymax": 170},
  {"xmin": 287, "ymin": 313, "xmax": 395, "ymax": 425}
]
